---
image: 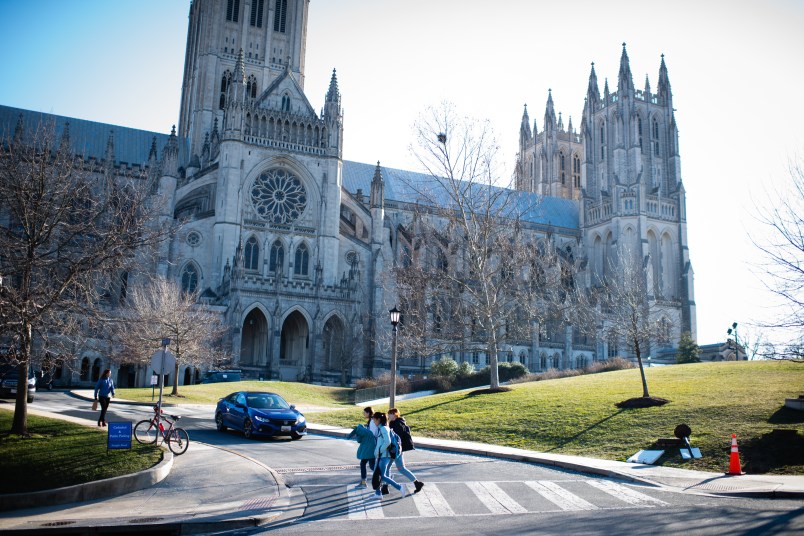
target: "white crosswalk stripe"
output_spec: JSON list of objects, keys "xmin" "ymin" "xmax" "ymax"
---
[
  {"xmin": 584, "ymin": 479, "xmax": 668, "ymax": 506},
  {"xmin": 524, "ymin": 480, "xmax": 599, "ymax": 510},
  {"xmin": 412, "ymin": 484, "xmax": 456, "ymax": 517},
  {"xmin": 346, "ymin": 486, "xmax": 384, "ymax": 519},
  {"xmin": 466, "ymin": 481, "xmax": 529, "ymax": 514}
]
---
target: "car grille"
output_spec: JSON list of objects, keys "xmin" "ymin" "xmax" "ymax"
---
[{"xmin": 269, "ymin": 419, "xmax": 295, "ymax": 426}]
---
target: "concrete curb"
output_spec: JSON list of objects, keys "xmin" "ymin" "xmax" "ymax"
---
[
  {"xmin": 0, "ymin": 449, "xmax": 173, "ymax": 512},
  {"xmin": 68, "ymin": 390, "xmax": 181, "ymax": 407}
]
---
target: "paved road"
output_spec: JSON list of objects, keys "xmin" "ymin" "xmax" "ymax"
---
[{"xmin": 27, "ymin": 392, "xmax": 804, "ymax": 535}]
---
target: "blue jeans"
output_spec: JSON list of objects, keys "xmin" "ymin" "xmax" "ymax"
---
[
  {"xmin": 360, "ymin": 458, "xmax": 374, "ymax": 480},
  {"xmin": 378, "ymin": 457, "xmax": 401, "ymax": 491},
  {"xmin": 393, "ymin": 452, "xmax": 417, "ymax": 482}
]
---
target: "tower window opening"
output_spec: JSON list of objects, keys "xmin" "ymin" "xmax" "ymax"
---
[
  {"xmin": 250, "ymin": 0, "xmax": 264, "ymax": 27},
  {"xmin": 274, "ymin": 0, "xmax": 287, "ymax": 33},
  {"xmin": 245, "ymin": 236, "xmax": 259, "ymax": 271},
  {"xmin": 226, "ymin": 0, "xmax": 240, "ymax": 22}
]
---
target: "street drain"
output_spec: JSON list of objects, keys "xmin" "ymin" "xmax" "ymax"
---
[
  {"xmin": 128, "ymin": 517, "xmax": 164, "ymax": 523},
  {"xmin": 242, "ymin": 496, "xmax": 277, "ymax": 510},
  {"xmin": 41, "ymin": 521, "xmax": 76, "ymax": 527}
]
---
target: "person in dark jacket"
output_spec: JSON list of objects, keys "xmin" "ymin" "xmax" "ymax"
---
[
  {"xmin": 93, "ymin": 369, "xmax": 115, "ymax": 427},
  {"xmin": 388, "ymin": 408, "xmax": 424, "ymax": 493},
  {"xmin": 346, "ymin": 420, "xmax": 376, "ymax": 487}
]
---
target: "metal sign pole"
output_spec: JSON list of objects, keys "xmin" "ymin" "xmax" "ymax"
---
[{"xmin": 156, "ymin": 338, "xmax": 170, "ymax": 431}]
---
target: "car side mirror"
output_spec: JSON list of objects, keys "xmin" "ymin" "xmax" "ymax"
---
[
  {"xmin": 290, "ymin": 404, "xmax": 296, "ymax": 410},
  {"xmin": 235, "ymin": 402, "xmax": 246, "ymax": 409}
]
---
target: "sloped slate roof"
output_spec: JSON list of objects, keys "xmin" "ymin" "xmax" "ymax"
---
[
  {"xmin": 342, "ymin": 160, "xmax": 579, "ymax": 231},
  {"xmin": 0, "ymin": 105, "xmax": 183, "ymax": 166}
]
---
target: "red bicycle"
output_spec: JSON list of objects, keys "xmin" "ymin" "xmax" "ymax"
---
[{"xmin": 133, "ymin": 404, "xmax": 190, "ymax": 455}]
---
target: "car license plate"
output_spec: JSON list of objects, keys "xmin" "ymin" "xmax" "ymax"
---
[
  {"xmin": 10, "ymin": 389, "xmax": 16, "ymax": 394},
  {"xmin": 281, "ymin": 425, "xmax": 291, "ymax": 432}
]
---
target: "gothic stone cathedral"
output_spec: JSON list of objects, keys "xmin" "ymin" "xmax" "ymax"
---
[{"xmin": 0, "ymin": 0, "xmax": 694, "ymax": 387}]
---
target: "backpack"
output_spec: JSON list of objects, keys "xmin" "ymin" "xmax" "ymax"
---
[{"xmin": 387, "ymin": 429, "xmax": 400, "ymax": 459}]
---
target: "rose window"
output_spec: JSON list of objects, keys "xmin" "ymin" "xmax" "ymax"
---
[{"xmin": 251, "ymin": 169, "xmax": 307, "ymax": 224}]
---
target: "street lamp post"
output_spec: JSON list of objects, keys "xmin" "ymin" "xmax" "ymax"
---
[
  {"xmin": 389, "ymin": 307, "xmax": 401, "ymax": 409},
  {"xmin": 726, "ymin": 322, "xmax": 740, "ymax": 360}
]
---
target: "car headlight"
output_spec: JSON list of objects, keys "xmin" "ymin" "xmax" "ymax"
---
[
  {"xmin": 295, "ymin": 415, "xmax": 305, "ymax": 424},
  {"xmin": 253, "ymin": 415, "xmax": 269, "ymax": 423}
]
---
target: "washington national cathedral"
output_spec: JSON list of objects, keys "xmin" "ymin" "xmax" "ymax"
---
[{"xmin": 0, "ymin": 0, "xmax": 694, "ymax": 387}]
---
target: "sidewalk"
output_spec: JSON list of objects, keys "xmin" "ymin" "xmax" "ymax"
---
[
  {"xmin": 1, "ymin": 406, "xmax": 802, "ymax": 534},
  {"xmin": 0, "ymin": 409, "xmax": 294, "ymax": 535}
]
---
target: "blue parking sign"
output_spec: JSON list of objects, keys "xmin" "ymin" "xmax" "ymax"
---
[{"xmin": 107, "ymin": 421, "xmax": 132, "ymax": 450}]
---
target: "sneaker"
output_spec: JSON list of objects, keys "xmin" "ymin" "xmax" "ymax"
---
[
  {"xmin": 414, "ymin": 480, "xmax": 424, "ymax": 493},
  {"xmin": 373, "ymin": 490, "xmax": 382, "ymax": 498},
  {"xmin": 400, "ymin": 485, "xmax": 409, "ymax": 498},
  {"xmin": 381, "ymin": 484, "xmax": 389, "ymax": 495},
  {"xmin": 358, "ymin": 479, "xmax": 367, "ymax": 488}
]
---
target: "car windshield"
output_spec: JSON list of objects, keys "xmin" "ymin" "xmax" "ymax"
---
[{"xmin": 246, "ymin": 394, "xmax": 290, "ymax": 410}]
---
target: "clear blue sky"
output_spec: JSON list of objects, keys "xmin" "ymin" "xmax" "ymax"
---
[{"xmin": 2, "ymin": 0, "xmax": 803, "ymax": 349}]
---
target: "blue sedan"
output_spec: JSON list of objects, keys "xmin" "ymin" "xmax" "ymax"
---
[{"xmin": 215, "ymin": 391, "xmax": 307, "ymax": 440}]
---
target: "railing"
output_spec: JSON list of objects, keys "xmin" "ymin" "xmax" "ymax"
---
[{"xmin": 354, "ymin": 379, "xmax": 434, "ymax": 405}]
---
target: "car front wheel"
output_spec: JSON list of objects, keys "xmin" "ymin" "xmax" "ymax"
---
[
  {"xmin": 27, "ymin": 395, "xmax": 34, "ymax": 403},
  {"xmin": 243, "ymin": 419, "xmax": 254, "ymax": 439},
  {"xmin": 215, "ymin": 413, "xmax": 227, "ymax": 432},
  {"xmin": 290, "ymin": 431, "xmax": 303, "ymax": 440}
]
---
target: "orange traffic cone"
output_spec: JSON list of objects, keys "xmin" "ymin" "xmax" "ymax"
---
[{"xmin": 727, "ymin": 433, "xmax": 743, "ymax": 475}]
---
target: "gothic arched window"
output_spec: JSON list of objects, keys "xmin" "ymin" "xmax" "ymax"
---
[
  {"xmin": 572, "ymin": 153, "xmax": 581, "ymax": 188},
  {"xmin": 250, "ymin": 0, "xmax": 264, "ymax": 27},
  {"xmin": 181, "ymin": 264, "xmax": 199, "ymax": 294},
  {"xmin": 219, "ymin": 71, "xmax": 231, "ymax": 109},
  {"xmin": 247, "ymin": 75, "xmax": 258, "ymax": 100},
  {"xmin": 559, "ymin": 151, "xmax": 566, "ymax": 185},
  {"xmin": 270, "ymin": 240, "xmax": 284, "ymax": 272},
  {"xmin": 294, "ymin": 243, "xmax": 309, "ymax": 276},
  {"xmin": 244, "ymin": 236, "xmax": 259, "ymax": 271},
  {"xmin": 637, "ymin": 116, "xmax": 643, "ymax": 149},
  {"xmin": 652, "ymin": 117, "xmax": 660, "ymax": 156},
  {"xmin": 599, "ymin": 122, "xmax": 606, "ymax": 160}
]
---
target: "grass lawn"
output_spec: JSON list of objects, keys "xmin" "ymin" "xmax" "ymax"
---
[
  {"xmin": 313, "ymin": 361, "xmax": 804, "ymax": 474},
  {"xmin": 0, "ymin": 409, "xmax": 163, "ymax": 494},
  {"xmin": 116, "ymin": 380, "xmax": 353, "ymax": 408}
]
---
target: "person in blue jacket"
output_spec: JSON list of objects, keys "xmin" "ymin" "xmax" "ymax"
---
[
  {"xmin": 93, "ymin": 368, "xmax": 115, "ymax": 427},
  {"xmin": 346, "ymin": 420, "xmax": 376, "ymax": 488}
]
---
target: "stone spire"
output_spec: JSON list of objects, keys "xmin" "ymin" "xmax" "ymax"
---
[
  {"xmin": 326, "ymin": 68, "xmax": 340, "ymax": 105},
  {"xmin": 644, "ymin": 74, "xmax": 651, "ymax": 97},
  {"xmin": 657, "ymin": 53, "xmax": 672, "ymax": 106},
  {"xmin": 520, "ymin": 104, "xmax": 532, "ymax": 145},
  {"xmin": 603, "ymin": 78, "xmax": 610, "ymax": 103},
  {"xmin": 558, "ymin": 112, "xmax": 564, "ymax": 132},
  {"xmin": 161, "ymin": 125, "xmax": 179, "ymax": 178},
  {"xmin": 544, "ymin": 89, "xmax": 556, "ymax": 133},
  {"xmin": 567, "ymin": 116, "xmax": 573, "ymax": 134},
  {"xmin": 59, "ymin": 122, "xmax": 71, "ymax": 153},
  {"xmin": 586, "ymin": 62, "xmax": 600, "ymax": 105},
  {"xmin": 105, "ymin": 130, "xmax": 115, "ymax": 164},
  {"xmin": 618, "ymin": 43, "xmax": 634, "ymax": 97},
  {"xmin": 148, "ymin": 136, "xmax": 158, "ymax": 162},
  {"xmin": 370, "ymin": 161, "xmax": 384, "ymax": 209}
]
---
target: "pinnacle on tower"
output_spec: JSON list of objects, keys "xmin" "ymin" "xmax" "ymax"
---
[
  {"xmin": 558, "ymin": 112, "xmax": 564, "ymax": 132},
  {"xmin": 105, "ymin": 130, "xmax": 115, "ymax": 164},
  {"xmin": 587, "ymin": 62, "xmax": 600, "ymax": 103},
  {"xmin": 658, "ymin": 53, "xmax": 672, "ymax": 104},
  {"xmin": 234, "ymin": 49, "xmax": 246, "ymax": 84},
  {"xmin": 544, "ymin": 89, "xmax": 556, "ymax": 131},
  {"xmin": 148, "ymin": 136, "xmax": 158, "ymax": 162},
  {"xmin": 326, "ymin": 68, "xmax": 340, "ymax": 103},
  {"xmin": 603, "ymin": 78, "xmax": 610, "ymax": 101},
  {"xmin": 567, "ymin": 116, "xmax": 573, "ymax": 134},
  {"xmin": 520, "ymin": 104, "xmax": 532, "ymax": 142},
  {"xmin": 618, "ymin": 42, "xmax": 634, "ymax": 96},
  {"xmin": 644, "ymin": 74, "xmax": 651, "ymax": 96}
]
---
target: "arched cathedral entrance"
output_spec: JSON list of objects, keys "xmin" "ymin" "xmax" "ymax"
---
[
  {"xmin": 280, "ymin": 311, "xmax": 309, "ymax": 381},
  {"xmin": 323, "ymin": 316, "xmax": 348, "ymax": 383},
  {"xmin": 240, "ymin": 308, "xmax": 269, "ymax": 377}
]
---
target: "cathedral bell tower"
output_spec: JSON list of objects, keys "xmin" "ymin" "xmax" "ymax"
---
[{"xmin": 178, "ymin": 0, "xmax": 310, "ymax": 155}]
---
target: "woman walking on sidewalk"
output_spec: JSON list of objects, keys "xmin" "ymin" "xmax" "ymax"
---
[
  {"xmin": 346, "ymin": 415, "xmax": 376, "ymax": 487},
  {"xmin": 388, "ymin": 408, "xmax": 424, "ymax": 493},
  {"xmin": 93, "ymin": 369, "xmax": 115, "ymax": 427},
  {"xmin": 372, "ymin": 411, "xmax": 407, "ymax": 498}
]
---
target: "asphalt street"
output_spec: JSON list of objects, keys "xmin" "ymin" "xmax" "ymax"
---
[{"xmin": 20, "ymin": 391, "xmax": 804, "ymax": 535}]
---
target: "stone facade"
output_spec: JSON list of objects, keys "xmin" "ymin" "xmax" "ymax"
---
[{"xmin": 0, "ymin": 1, "xmax": 695, "ymax": 387}]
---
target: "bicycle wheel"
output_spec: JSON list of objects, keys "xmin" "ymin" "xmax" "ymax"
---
[
  {"xmin": 168, "ymin": 427, "xmax": 190, "ymax": 455},
  {"xmin": 134, "ymin": 420, "xmax": 158, "ymax": 444}
]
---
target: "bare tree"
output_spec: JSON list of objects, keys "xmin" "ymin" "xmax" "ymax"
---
[
  {"xmin": 392, "ymin": 104, "xmax": 570, "ymax": 389},
  {"xmin": 0, "ymin": 120, "xmax": 172, "ymax": 434},
  {"xmin": 112, "ymin": 276, "xmax": 231, "ymax": 396},
  {"xmin": 751, "ymin": 161, "xmax": 804, "ymax": 362},
  {"xmin": 581, "ymin": 244, "xmax": 671, "ymax": 402}
]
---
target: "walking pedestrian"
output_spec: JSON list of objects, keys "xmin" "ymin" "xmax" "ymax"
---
[
  {"xmin": 388, "ymin": 408, "xmax": 424, "ymax": 493},
  {"xmin": 372, "ymin": 411, "xmax": 407, "ymax": 498},
  {"xmin": 346, "ymin": 417, "xmax": 376, "ymax": 488},
  {"xmin": 93, "ymin": 368, "xmax": 115, "ymax": 427}
]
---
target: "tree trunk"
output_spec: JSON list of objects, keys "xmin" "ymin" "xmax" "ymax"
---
[
  {"xmin": 171, "ymin": 360, "xmax": 179, "ymax": 395},
  {"xmin": 11, "ymin": 322, "xmax": 32, "ymax": 435},
  {"xmin": 488, "ymin": 336, "xmax": 500, "ymax": 389},
  {"xmin": 634, "ymin": 340, "xmax": 650, "ymax": 398}
]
